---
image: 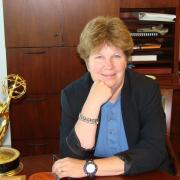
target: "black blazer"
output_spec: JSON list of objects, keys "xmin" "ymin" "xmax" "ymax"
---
[{"xmin": 60, "ymin": 69, "xmax": 174, "ymax": 175}]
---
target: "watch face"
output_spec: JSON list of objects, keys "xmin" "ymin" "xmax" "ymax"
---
[{"xmin": 86, "ymin": 163, "xmax": 96, "ymax": 173}]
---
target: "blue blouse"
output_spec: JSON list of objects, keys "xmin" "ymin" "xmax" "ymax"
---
[{"xmin": 94, "ymin": 94, "xmax": 129, "ymax": 157}]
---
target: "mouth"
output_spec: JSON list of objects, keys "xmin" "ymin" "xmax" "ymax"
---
[{"xmin": 101, "ymin": 74, "xmax": 116, "ymax": 79}]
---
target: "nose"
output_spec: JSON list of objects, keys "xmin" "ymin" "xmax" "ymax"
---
[{"xmin": 104, "ymin": 58, "xmax": 113, "ymax": 69}]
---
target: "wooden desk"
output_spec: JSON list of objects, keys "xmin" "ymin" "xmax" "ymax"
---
[{"xmin": 20, "ymin": 154, "xmax": 180, "ymax": 180}]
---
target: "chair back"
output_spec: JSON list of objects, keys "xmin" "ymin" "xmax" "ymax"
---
[
  {"xmin": 160, "ymin": 89, "xmax": 173, "ymax": 137},
  {"xmin": 161, "ymin": 89, "xmax": 180, "ymax": 176}
]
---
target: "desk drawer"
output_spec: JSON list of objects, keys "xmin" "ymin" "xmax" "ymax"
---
[
  {"xmin": 10, "ymin": 94, "xmax": 60, "ymax": 140},
  {"xmin": 12, "ymin": 138, "xmax": 59, "ymax": 156}
]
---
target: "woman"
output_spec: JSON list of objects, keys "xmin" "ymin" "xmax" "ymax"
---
[{"xmin": 52, "ymin": 16, "xmax": 174, "ymax": 178}]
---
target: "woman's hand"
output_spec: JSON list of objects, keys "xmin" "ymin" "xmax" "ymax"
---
[
  {"xmin": 52, "ymin": 157, "xmax": 86, "ymax": 178},
  {"xmin": 87, "ymin": 80, "xmax": 112, "ymax": 108},
  {"xmin": 75, "ymin": 81, "xmax": 112, "ymax": 149},
  {"xmin": 52, "ymin": 156, "xmax": 124, "ymax": 178}
]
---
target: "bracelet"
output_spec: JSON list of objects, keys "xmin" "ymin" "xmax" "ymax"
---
[{"xmin": 78, "ymin": 113, "xmax": 99, "ymax": 125}]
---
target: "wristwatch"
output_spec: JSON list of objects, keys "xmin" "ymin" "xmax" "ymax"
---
[{"xmin": 83, "ymin": 159, "xmax": 97, "ymax": 177}]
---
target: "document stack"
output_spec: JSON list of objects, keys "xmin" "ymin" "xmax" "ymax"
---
[
  {"xmin": 136, "ymin": 24, "xmax": 168, "ymax": 36},
  {"xmin": 130, "ymin": 55, "xmax": 157, "ymax": 62},
  {"xmin": 138, "ymin": 12, "xmax": 176, "ymax": 22}
]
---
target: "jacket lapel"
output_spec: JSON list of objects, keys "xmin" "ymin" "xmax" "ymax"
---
[{"xmin": 121, "ymin": 70, "xmax": 140, "ymax": 148}]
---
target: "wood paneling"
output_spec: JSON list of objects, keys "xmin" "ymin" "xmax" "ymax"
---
[
  {"xmin": 171, "ymin": 135, "xmax": 180, "ymax": 162},
  {"xmin": 10, "ymin": 94, "xmax": 61, "ymax": 155},
  {"xmin": 171, "ymin": 90, "xmax": 180, "ymax": 134},
  {"xmin": 10, "ymin": 94, "xmax": 60, "ymax": 139},
  {"xmin": 3, "ymin": 0, "xmax": 120, "ymax": 47},
  {"xmin": 3, "ymin": 0, "xmax": 63, "ymax": 47},
  {"xmin": 51, "ymin": 47, "xmax": 86, "ymax": 91},
  {"xmin": 13, "ymin": 139, "xmax": 59, "ymax": 156},
  {"xmin": 62, "ymin": 0, "xmax": 120, "ymax": 46},
  {"xmin": 7, "ymin": 48, "xmax": 52, "ymax": 94},
  {"xmin": 6, "ymin": 47, "xmax": 86, "ymax": 94},
  {"xmin": 120, "ymin": 0, "xmax": 179, "ymax": 8}
]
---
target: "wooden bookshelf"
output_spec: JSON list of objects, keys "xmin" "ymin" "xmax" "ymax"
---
[{"xmin": 120, "ymin": 7, "xmax": 179, "ymax": 77}]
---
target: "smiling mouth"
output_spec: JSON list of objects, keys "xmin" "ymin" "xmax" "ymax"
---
[{"xmin": 102, "ymin": 74, "xmax": 116, "ymax": 79}]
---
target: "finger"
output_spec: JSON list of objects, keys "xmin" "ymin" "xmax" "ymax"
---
[
  {"xmin": 52, "ymin": 163, "xmax": 64, "ymax": 174},
  {"xmin": 52, "ymin": 162, "xmax": 61, "ymax": 173},
  {"xmin": 53, "ymin": 159, "xmax": 65, "ymax": 168},
  {"xmin": 55, "ymin": 168, "xmax": 68, "ymax": 178},
  {"xmin": 53, "ymin": 166, "xmax": 65, "ymax": 175},
  {"xmin": 58, "ymin": 171, "xmax": 68, "ymax": 179},
  {"xmin": 52, "ymin": 162, "xmax": 57, "ymax": 172},
  {"xmin": 52, "ymin": 158, "xmax": 70, "ymax": 175}
]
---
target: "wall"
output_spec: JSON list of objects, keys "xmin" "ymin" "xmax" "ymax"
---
[{"xmin": 0, "ymin": 0, "xmax": 11, "ymax": 146}]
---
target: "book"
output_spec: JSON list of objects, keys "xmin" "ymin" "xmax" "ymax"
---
[
  {"xmin": 131, "ymin": 32, "xmax": 159, "ymax": 37},
  {"xmin": 130, "ymin": 55, "xmax": 157, "ymax": 61},
  {"xmin": 133, "ymin": 43, "xmax": 161, "ymax": 50},
  {"xmin": 138, "ymin": 12, "xmax": 176, "ymax": 22},
  {"xmin": 137, "ymin": 24, "xmax": 169, "ymax": 36},
  {"xmin": 133, "ymin": 67, "xmax": 172, "ymax": 74},
  {"xmin": 141, "ymin": 43, "xmax": 161, "ymax": 49}
]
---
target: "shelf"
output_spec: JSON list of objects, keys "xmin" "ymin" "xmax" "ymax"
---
[
  {"xmin": 133, "ymin": 67, "xmax": 172, "ymax": 75},
  {"xmin": 129, "ymin": 60, "xmax": 173, "ymax": 65},
  {"xmin": 122, "ymin": 18, "xmax": 176, "ymax": 25},
  {"xmin": 119, "ymin": 6, "xmax": 177, "ymax": 77},
  {"xmin": 133, "ymin": 47, "xmax": 173, "ymax": 52},
  {"xmin": 120, "ymin": 7, "xmax": 176, "ymax": 13},
  {"xmin": 132, "ymin": 34, "xmax": 174, "ymax": 39}
]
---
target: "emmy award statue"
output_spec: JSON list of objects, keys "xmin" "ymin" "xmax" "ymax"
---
[{"xmin": 0, "ymin": 74, "xmax": 26, "ymax": 176}]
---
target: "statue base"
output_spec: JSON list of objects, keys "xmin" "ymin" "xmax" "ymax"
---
[{"xmin": 0, "ymin": 147, "xmax": 23, "ymax": 176}]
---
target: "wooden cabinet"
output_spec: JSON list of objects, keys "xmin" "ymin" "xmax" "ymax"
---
[
  {"xmin": 62, "ymin": 0, "xmax": 120, "ymax": 46},
  {"xmin": 119, "ymin": 0, "xmax": 179, "ymax": 8},
  {"xmin": 119, "ymin": 3, "xmax": 179, "ymax": 77},
  {"xmin": 6, "ymin": 47, "xmax": 86, "ymax": 155},
  {"xmin": 51, "ymin": 47, "xmax": 86, "ymax": 91},
  {"xmin": 3, "ymin": 0, "xmax": 120, "ymax": 47},
  {"xmin": 7, "ymin": 47, "xmax": 86, "ymax": 94},
  {"xmin": 3, "ymin": 0, "xmax": 63, "ymax": 47},
  {"xmin": 7, "ymin": 48, "xmax": 53, "ymax": 94},
  {"xmin": 10, "ymin": 94, "xmax": 60, "ymax": 156},
  {"xmin": 12, "ymin": 139, "xmax": 59, "ymax": 156},
  {"xmin": 10, "ymin": 95, "xmax": 60, "ymax": 139}
]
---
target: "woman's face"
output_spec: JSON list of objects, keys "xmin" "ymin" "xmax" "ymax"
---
[{"xmin": 87, "ymin": 44, "xmax": 127, "ymax": 91}]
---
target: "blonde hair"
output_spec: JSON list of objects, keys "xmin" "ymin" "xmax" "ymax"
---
[{"xmin": 77, "ymin": 16, "xmax": 134, "ymax": 62}]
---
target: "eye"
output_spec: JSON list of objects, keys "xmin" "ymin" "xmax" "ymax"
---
[
  {"xmin": 113, "ymin": 54, "xmax": 121, "ymax": 59},
  {"xmin": 94, "ymin": 55, "xmax": 103, "ymax": 59}
]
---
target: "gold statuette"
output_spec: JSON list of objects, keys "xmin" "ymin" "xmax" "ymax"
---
[{"xmin": 0, "ymin": 74, "xmax": 26, "ymax": 176}]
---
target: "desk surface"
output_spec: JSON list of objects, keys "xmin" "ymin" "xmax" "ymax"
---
[{"xmin": 20, "ymin": 154, "xmax": 180, "ymax": 180}]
